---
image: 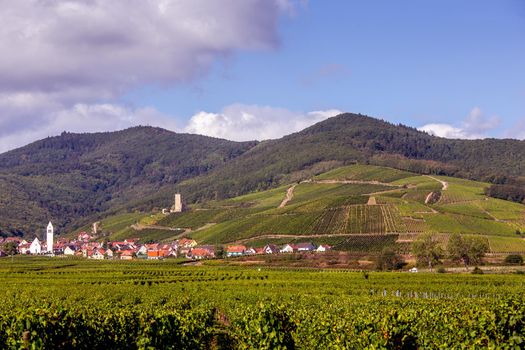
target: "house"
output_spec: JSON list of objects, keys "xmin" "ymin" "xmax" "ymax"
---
[
  {"xmin": 53, "ymin": 242, "xmax": 65, "ymax": 255},
  {"xmin": 189, "ymin": 246, "xmax": 215, "ymax": 260},
  {"xmin": 120, "ymin": 250, "xmax": 134, "ymax": 260},
  {"xmin": 159, "ymin": 244, "xmax": 173, "ymax": 258},
  {"xmin": 147, "ymin": 250, "xmax": 163, "ymax": 260},
  {"xmin": 145, "ymin": 243, "xmax": 159, "ymax": 251},
  {"xmin": 296, "ymin": 243, "xmax": 316, "ymax": 252},
  {"xmin": 91, "ymin": 248, "xmax": 105, "ymax": 260},
  {"xmin": 105, "ymin": 248, "xmax": 114, "ymax": 259},
  {"xmin": 63, "ymin": 246, "xmax": 78, "ymax": 256},
  {"xmin": 29, "ymin": 238, "xmax": 41, "ymax": 255},
  {"xmin": 280, "ymin": 244, "xmax": 297, "ymax": 253},
  {"xmin": 264, "ymin": 244, "xmax": 279, "ymax": 254},
  {"xmin": 179, "ymin": 238, "xmax": 198, "ymax": 249},
  {"xmin": 316, "ymin": 244, "xmax": 332, "ymax": 252},
  {"xmin": 254, "ymin": 247, "xmax": 265, "ymax": 255},
  {"xmin": 18, "ymin": 243, "xmax": 31, "ymax": 255},
  {"xmin": 136, "ymin": 245, "xmax": 148, "ymax": 256},
  {"xmin": 226, "ymin": 245, "xmax": 246, "ymax": 257},
  {"xmin": 244, "ymin": 247, "xmax": 257, "ymax": 255},
  {"xmin": 77, "ymin": 232, "xmax": 92, "ymax": 242}
]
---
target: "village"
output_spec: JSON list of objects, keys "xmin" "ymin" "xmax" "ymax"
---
[{"xmin": 0, "ymin": 221, "xmax": 332, "ymax": 261}]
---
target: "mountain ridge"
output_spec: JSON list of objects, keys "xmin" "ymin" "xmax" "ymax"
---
[{"xmin": 0, "ymin": 113, "xmax": 523, "ymax": 237}]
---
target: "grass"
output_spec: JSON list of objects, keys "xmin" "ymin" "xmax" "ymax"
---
[
  {"xmin": 477, "ymin": 198, "xmax": 525, "ymax": 221},
  {"xmin": 223, "ymin": 185, "xmax": 289, "ymax": 208},
  {"xmin": 425, "ymin": 213, "xmax": 517, "ymax": 236},
  {"xmin": 314, "ymin": 164, "xmax": 413, "ymax": 183},
  {"xmin": 487, "ymin": 235, "xmax": 525, "ymax": 253},
  {"xmin": 435, "ymin": 202, "xmax": 492, "ymax": 220},
  {"xmin": 289, "ymin": 183, "xmax": 391, "ymax": 206}
]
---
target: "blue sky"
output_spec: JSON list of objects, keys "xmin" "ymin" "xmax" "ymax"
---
[
  {"xmin": 0, "ymin": 0, "xmax": 523, "ymax": 151},
  {"xmin": 123, "ymin": 0, "xmax": 525, "ymax": 139}
]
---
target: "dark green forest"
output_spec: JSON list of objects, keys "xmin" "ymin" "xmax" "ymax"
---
[{"xmin": 0, "ymin": 127, "xmax": 255, "ymax": 236}]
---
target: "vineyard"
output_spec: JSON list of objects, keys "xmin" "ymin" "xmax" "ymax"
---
[
  {"xmin": 77, "ymin": 165, "xmax": 525, "ymax": 255},
  {"xmin": 0, "ymin": 257, "xmax": 524, "ymax": 349}
]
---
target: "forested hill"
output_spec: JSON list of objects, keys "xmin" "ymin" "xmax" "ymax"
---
[
  {"xmin": 0, "ymin": 127, "xmax": 257, "ymax": 236},
  {"xmin": 1, "ymin": 114, "xmax": 524, "ymax": 237},
  {"xmin": 175, "ymin": 114, "xmax": 525, "ymax": 202}
]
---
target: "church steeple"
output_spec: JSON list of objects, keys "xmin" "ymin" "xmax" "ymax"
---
[{"xmin": 46, "ymin": 221, "xmax": 54, "ymax": 254}]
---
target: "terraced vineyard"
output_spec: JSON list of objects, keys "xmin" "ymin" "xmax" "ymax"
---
[
  {"xmin": 91, "ymin": 164, "xmax": 525, "ymax": 254},
  {"xmin": 0, "ymin": 258, "xmax": 524, "ymax": 349}
]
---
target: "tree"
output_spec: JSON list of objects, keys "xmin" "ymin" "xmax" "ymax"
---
[
  {"xmin": 1, "ymin": 241, "xmax": 18, "ymax": 256},
  {"xmin": 376, "ymin": 248, "xmax": 405, "ymax": 271},
  {"xmin": 504, "ymin": 254, "xmax": 523, "ymax": 265},
  {"xmin": 447, "ymin": 234, "xmax": 489, "ymax": 269},
  {"xmin": 412, "ymin": 233, "xmax": 444, "ymax": 271}
]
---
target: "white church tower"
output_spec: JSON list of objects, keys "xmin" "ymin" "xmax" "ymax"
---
[{"xmin": 46, "ymin": 221, "xmax": 54, "ymax": 254}]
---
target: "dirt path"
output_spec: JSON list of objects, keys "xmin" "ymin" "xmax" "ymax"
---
[
  {"xmin": 365, "ymin": 188, "xmax": 405, "ymax": 196},
  {"xmin": 131, "ymin": 224, "xmax": 186, "ymax": 231},
  {"xmin": 307, "ymin": 179, "xmax": 402, "ymax": 187},
  {"xmin": 193, "ymin": 223, "xmax": 217, "ymax": 231},
  {"xmin": 474, "ymin": 202, "xmax": 501, "ymax": 222},
  {"xmin": 278, "ymin": 184, "xmax": 297, "ymax": 208},
  {"xmin": 425, "ymin": 175, "xmax": 449, "ymax": 191}
]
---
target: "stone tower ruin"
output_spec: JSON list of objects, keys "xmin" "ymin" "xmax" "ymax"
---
[{"xmin": 171, "ymin": 193, "xmax": 183, "ymax": 213}]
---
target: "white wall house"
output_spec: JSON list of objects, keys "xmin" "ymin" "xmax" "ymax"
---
[
  {"xmin": 63, "ymin": 246, "xmax": 76, "ymax": 255},
  {"xmin": 29, "ymin": 238, "xmax": 41, "ymax": 254},
  {"xmin": 280, "ymin": 244, "xmax": 295, "ymax": 253}
]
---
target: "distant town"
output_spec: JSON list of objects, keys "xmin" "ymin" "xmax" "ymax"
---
[{"xmin": 0, "ymin": 221, "xmax": 331, "ymax": 260}]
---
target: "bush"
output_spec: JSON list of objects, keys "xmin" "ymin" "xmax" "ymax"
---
[
  {"xmin": 376, "ymin": 248, "xmax": 405, "ymax": 271},
  {"xmin": 504, "ymin": 254, "xmax": 524, "ymax": 265},
  {"xmin": 471, "ymin": 267, "xmax": 484, "ymax": 274}
]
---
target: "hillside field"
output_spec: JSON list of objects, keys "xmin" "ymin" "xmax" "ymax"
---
[{"xmin": 90, "ymin": 164, "xmax": 525, "ymax": 254}]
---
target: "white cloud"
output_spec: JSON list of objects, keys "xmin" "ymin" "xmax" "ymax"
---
[
  {"xmin": 0, "ymin": 1, "xmax": 299, "ymax": 152},
  {"xmin": 418, "ymin": 107, "xmax": 501, "ymax": 139},
  {"xmin": 0, "ymin": 100, "xmax": 340, "ymax": 153},
  {"xmin": 185, "ymin": 104, "xmax": 342, "ymax": 141},
  {"xmin": 0, "ymin": 0, "xmax": 292, "ymax": 99},
  {"xmin": 418, "ymin": 123, "xmax": 474, "ymax": 139},
  {"xmin": 0, "ymin": 102, "xmax": 178, "ymax": 153}
]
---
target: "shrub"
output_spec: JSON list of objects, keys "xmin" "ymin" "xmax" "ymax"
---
[
  {"xmin": 504, "ymin": 254, "xmax": 524, "ymax": 265},
  {"xmin": 471, "ymin": 267, "xmax": 484, "ymax": 274}
]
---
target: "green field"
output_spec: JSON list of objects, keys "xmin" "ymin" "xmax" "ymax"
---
[
  {"xmin": 314, "ymin": 164, "xmax": 413, "ymax": 182},
  {"xmin": 0, "ymin": 257, "xmax": 524, "ymax": 349},
  {"xmin": 90, "ymin": 165, "xmax": 525, "ymax": 253}
]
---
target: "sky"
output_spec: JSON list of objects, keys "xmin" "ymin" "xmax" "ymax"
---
[{"xmin": 0, "ymin": 0, "xmax": 524, "ymax": 152}]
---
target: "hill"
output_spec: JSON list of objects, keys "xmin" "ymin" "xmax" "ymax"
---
[
  {"xmin": 95, "ymin": 164, "xmax": 525, "ymax": 255},
  {"xmin": 0, "ymin": 127, "xmax": 256, "ymax": 236},
  {"xmin": 1, "ymin": 113, "xmax": 524, "ymax": 237},
  {"xmin": 174, "ymin": 114, "xmax": 525, "ymax": 203}
]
